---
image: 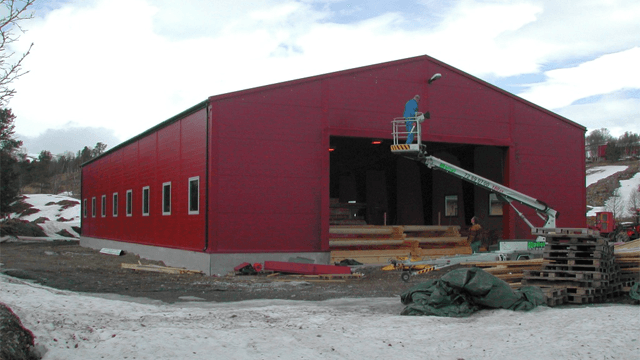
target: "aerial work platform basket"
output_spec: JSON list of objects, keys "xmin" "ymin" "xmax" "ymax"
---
[{"xmin": 390, "ymin": 114, "xmax": 426, "ymax": 155}]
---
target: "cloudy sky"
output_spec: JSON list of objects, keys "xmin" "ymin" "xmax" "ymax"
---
[{"xmin": 7, "ymin": 0, "xmax": 640, "ymax": 155}]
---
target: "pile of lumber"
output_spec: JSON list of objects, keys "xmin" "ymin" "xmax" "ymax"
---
[
  {"xmin": 614, "ymin": 239, "xmax": 640, "ymax": 292},
  {"xmin": 330, "ymin": 225, "xmax": 472, "ymax": 264},
  {"xmin": 465, "ymin": 258, "xmax": 543, "ymax": 287},
  {"xmin": 522, "ymin": 228, "xmax": 621, "ymax": 305}
]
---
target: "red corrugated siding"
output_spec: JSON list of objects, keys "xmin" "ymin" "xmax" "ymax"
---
[
  {"xmin": 82, "ymin": 109, "xmax": 207, "ymax": 250},
  {"xmin": 83, "ymin": 55, "xmax": 586, "ymax": 252}
]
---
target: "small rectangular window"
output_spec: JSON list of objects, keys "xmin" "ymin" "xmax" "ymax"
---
[
  {"xmin": 83, "ymin": 199, "xmax": 87, "ymax": 218},
  {"xmin": 162, "ymin": 182, "xmax": 171, "ymax": 215},
  {"xmin": 101, "ymin": 195, "xmax": 106, "ymax": 217},
  {"xmin": 113, "ymin": 193, "xmax": 119, "ymax": 217},
  {"xmin": 126, "ymin": 190, "xmax": 133, "ymax": 216},
  {"xmin": 489, "ymin": 193, "xmax": 504, "ymax": 216},
  {"xmin": 444, "ymin": 195, "xmax": 458, "ymax": 217},
  {"xmin": 142, "ymin": 186, "xmax": 150, "ymax": 216},
  {"xmin": 188, "ymin": 176, "xmax": 200, "ymax": 215},
  {"xmin": 91, "ymin": 197, "xmax": 96, "ymax": 218}
]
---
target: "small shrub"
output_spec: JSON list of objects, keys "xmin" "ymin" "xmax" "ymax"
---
[
  {"xmin": 8, "ymin": 199, "xmax": 32, "ymax": 215},
  {"xmin": 56, "ymin": 200, "xmax": 80, "ymax": 210},
  {"xmin": 32, "ymin": 217, "xmax": 49, "ymax": 224},
  {"xmin": 0, "ymin": 219, "xmax": 46, "ymax": 237},
  {"xmin": 56, "ymin": 229, "xmax": 77, "ymax": 238},
  {"xmin": 20, "ymin": 208, "xmax": 40, "ymax": 217}
]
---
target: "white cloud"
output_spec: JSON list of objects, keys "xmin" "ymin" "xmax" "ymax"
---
[
  {"xmin": 518, "ymin": 47, "xmax": 640, "ymax": 109},
  {"xmin": 555, "ymin": 96, "xmax": 640, "ymax": 137},
  {"xmin": 18, "ymin": 125, "xmax": 120, "ymax": 156},
  {"xmin": 6, "ymin": 0, "xmax": 640, "ymax": 151}
]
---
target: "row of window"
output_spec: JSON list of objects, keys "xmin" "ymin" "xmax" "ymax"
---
[{"xmin": 84, "ymin": 177, "xmax": 200, "ymax": 218}]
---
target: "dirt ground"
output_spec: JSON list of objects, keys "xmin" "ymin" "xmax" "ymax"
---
[{"xmin": 0, "ymin": 239, "xmax": 459, "ymax": 304}]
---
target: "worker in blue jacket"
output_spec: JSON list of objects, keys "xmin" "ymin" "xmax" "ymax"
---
[{"xmin": 403, "ymin": 95, "xmax": 423, "ymax": 144}]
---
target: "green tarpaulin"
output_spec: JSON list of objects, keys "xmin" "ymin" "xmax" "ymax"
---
[
  {"xmin": 400, "ymin": 267, "xmax": 546, "ymax": 317},
  {"xmin": 629, "ymin": 283, "xmax": 640, "ymax": 301}
]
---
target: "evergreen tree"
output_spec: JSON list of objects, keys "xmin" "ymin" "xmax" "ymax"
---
[{"xmin": 0, "ymin": 108, "xmax": 22, "ymax": 215}]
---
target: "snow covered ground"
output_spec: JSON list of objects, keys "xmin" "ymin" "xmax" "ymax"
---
[
  {"xmin": 1, "ymin": 275, "xmax": 638, "ymax": 360},
  {"xmin": 586, "ymin": 164, "xmax": 640, "ymax": 217},
  {"xmin": 6, "ymin": 194, "xmax": 81, "ymax": 239}
]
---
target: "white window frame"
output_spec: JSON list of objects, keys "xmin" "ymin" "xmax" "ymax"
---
[
  {"xmin": 101, "ymin": 194, "xmax": 107, "ymax": 218},
  {"xmin": 113, "ymin": 193, "xmax": 119, "ymax": 217},
  {"xmin": 83, "ymin": 199, "xmax": 87, "ymax": 218},
  {"xmin": 142, "ymin": 186, "xmax": 150, "ymax": 216},
  {"xmin": 126, "ymin": 189, "xmax": 133, "ymax": 217},
  {"xmin": 444, "ymin": 195, "xmax": 458, "ymax": 217},
  {"xmin": 91, "ymin": 197, "xmax": 96, "ymax": 218},
  {"xmin": 188, "ymin": 176, "xmax": 200, "ymax": 215},
  {"xmin": 162, "ymin": 182, "xmax": 171, "ymax": 216}
]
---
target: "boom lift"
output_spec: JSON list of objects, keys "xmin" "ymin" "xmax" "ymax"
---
[{"xmin": 390, "ymin": 113, "xmax": 559, "ymax": 242}]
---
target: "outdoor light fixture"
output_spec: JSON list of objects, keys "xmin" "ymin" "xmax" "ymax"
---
[
  {"xmin": 428, "ymin": 73, "xmax": 442, "ymax": 84},
  {"xmin": 371, "ymin": 139, "xmax": 382, "ymax": 145}
]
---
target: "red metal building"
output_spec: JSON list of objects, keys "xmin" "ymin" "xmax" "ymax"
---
[{"xmin": 81, "ymin": 55, "xmax": 587, "ymax": 274}]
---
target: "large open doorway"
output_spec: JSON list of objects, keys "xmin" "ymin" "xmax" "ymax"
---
[{"xmin": 328, "ymin": 136, "xmax": 505, "ymax": 229}]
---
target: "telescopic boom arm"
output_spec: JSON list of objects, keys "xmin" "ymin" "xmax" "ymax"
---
[
  {"xmin": 390, "ymin": 114, "xmax": 558, "ymax": 241},
  {"xmin": 418, "ymin": 153, "xmax": 558, "ymax": 232}
]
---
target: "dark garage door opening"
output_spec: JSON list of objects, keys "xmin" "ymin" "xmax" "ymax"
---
[{"xmin": 329, "ymin": 136, "xmax": 506, "ymax": 229}]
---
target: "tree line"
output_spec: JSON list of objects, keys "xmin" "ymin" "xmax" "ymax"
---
[
  {"xmin": 1, "ymin": 108, "xmax": 106, "ymax": 215},
  {"xmin": 586, "ymin": 128, "xmax": 640, "ymax": 162}
]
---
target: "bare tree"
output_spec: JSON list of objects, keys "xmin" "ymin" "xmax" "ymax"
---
[
  {"xmin": 1, "ymin": 0, "xmax": 36, "ymax": 106},
  {"xmin": 628, "ymin": 185, "xmax": 640, "ymax": 216},
  {"xmin": 605, "ymin": 189, "xmax": 625, "ymax": 220}
]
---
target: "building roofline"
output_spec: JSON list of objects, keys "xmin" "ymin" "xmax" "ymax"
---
[
  {"xmin": 81, "ymin": 99, "xmax": 209, "ymax": 167},
  {"xmin": 208, "ymin": 54, "xmax": 586, "ymax": 132}
]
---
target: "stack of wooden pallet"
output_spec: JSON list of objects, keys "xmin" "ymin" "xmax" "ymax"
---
[
  {"xmin": 614, "ymin": 239, "xmax": 640, "ymax": 293},
  {"xmin": 329, "ymin": 225, "xmax": 472, "ymax": 264},
  {"xmin": 522, "ymin": 228, "xmax": 621, "ymax": 305}
]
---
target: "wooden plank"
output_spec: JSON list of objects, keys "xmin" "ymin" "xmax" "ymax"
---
[
  {"xmin": 403, "ymin": 225, "xmax": 461, "ymax": 232},
  {"xmin": 614, "ymin": 250, "xmax": 640, "ymax": 257},
  {"xmin": 467, "ymin": 258, "xmax": 544, "ymax": 267},
  {"xmin": 121, "ymin": 263, "xmax": 203, "ymax": 275},
  {"xmin": 329, "ymin": 236, "xmax": 467, "ymax": 247},
  {"xmin": 615, "ymin": 239, "xmax": 640, "ymax": 250},
  {"xmin": 619, "ymin": 267, "xmax": 640, "ymax": 272},
  {"xmin": 330, "ymin": 226, "xmax": 397, "ymax": 235},
  {"xmin": 494, "ymin": 273, "xmax": 523, "ymax": 281},
  {"xmin": 482, "ymin": 266, "xmax": 541, "ymax": 275},
  {"xmin": 405, "ymin": 237, "xmax": 468, "ymax": 244}
]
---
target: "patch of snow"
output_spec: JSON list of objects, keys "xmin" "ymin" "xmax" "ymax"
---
[
  {"xmin": 586, "ymin": 165, "xmax": 628, "ymax": 187},
  {"xmin": 586, "ymin": 165, "xmax": 640, "ymax": 217},
  {"xmin": 7, "ymin": 194, "xmax": 81, "ymax": 239},
  {"xmin": 1, "ymin": 275, "xmax": 638, "ymax": 360}
]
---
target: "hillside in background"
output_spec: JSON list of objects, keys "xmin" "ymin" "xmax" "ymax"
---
[{"xmin": 586, "ymin": 159, "xmax": 640, "ymax": 222}]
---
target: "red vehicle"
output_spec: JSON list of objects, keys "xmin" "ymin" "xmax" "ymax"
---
[{"xmin": 591, "ymin": 210, "xmax": 640, "ymax": 242}]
